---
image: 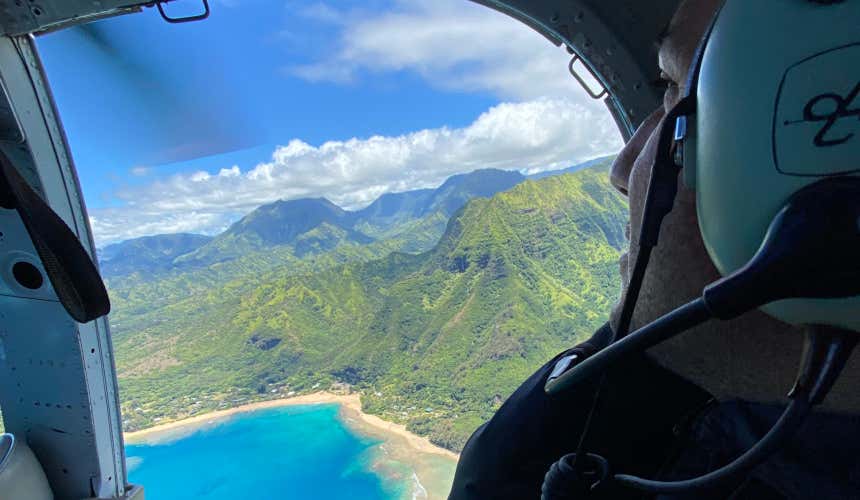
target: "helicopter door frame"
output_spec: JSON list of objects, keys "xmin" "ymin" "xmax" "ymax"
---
[{"xmin": 0, "ymin": 35, "xmax": 134, "ymax": 499}]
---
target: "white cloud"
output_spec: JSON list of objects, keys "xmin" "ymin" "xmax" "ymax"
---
[
  {"xmin": 289, "ymin": 0, "xmax": 593, "ymax": 102},
  {"xmin": 298, "ymin": 2, "xmax": 345, "ymax": 24},
  {"xmin": 130, "ymin": 166, "xmax": 150, "ymax": 177},
  {"xmin": 91, "ymin": 98, "xmax": 621, "ymax": 245}
]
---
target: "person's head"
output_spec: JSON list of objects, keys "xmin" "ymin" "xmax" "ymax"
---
[
  {"xmin": 610, "ymin": 0, "xmax": 722, "ymax": 198},
  {"xmin": 606, "ymin": 0, "xmax": 860, "ymax": 411},
  {"xmin": 609, "ymin": 0, "xmax": 723, "ymax": 333}
]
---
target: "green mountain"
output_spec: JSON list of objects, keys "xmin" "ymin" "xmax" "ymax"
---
[
  {"xmin": 104, "ymin": 168, "xmax": 531, "ymax": 284},
  {"xmin": 99, "ymin": 233, "xmax": 213, "ymax": 277},
  {"xmin": 113, "ymin": 166, "xmax": 627, "ymax": 451},
  {"xmin": 528, "ymin": 155, "xmax": 615, "ymax": 180},
  {"xmin": 354, "ymin": 168, "xmax": 525, "ymax": 227},
  {"xmin": 352, "ymin": 168, "xmax": 526, "ymax": 253},
  {"xmin": 350, "ymin": 188, "xmax": 435, "ymax": 228},
  {"xmin": 178, "ymin": 198, "xmax": 373, "ymax": 266},
  {"xmin": 229, "ymin": 197, "xmax": 354, "ymax": 246}
]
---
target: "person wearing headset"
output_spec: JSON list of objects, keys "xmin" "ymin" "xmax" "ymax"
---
[{"xmin": 448, "ymin": 0, "xmax": 860, "ymax": 498}]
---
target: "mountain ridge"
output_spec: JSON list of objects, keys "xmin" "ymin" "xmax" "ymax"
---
[
  {"xmin": 98, "ymin": 233, "xmax": 213, "ymax": 277},
  {"xmin": 100, "ymin": 166, "xmax": 570, "ymax": 278}
]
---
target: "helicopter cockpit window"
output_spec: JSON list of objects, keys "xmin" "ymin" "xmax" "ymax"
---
[{"xmin": 35, "ymin": 0, "xmax": 624, "ymax": 496}]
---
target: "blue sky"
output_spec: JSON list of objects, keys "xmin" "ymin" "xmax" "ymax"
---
[{"xmin": 37, "ymin": 0, "xmax": 620, "ymax": 245}]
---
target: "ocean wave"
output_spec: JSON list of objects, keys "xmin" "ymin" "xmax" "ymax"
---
[
  {"xmin": 125, "ymin": 455, "xmax": 143, "ymax": 473},
  {"xmin": 411, "ymin": 471, "xmax": 428, "ymax": 500}
]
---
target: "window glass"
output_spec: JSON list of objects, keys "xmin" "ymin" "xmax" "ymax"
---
[{"xmin": 37, "ymin": 0, "xmax": 623, "ymax": 496}]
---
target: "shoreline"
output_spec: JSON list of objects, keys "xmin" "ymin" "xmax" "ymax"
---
[
  {"xmin": 124, "ymin": 392, "xmax": 459, "ymax": 498},
  {"xmin": 123, "ymin": 392, "xmax": 459, "ymax": 462}
]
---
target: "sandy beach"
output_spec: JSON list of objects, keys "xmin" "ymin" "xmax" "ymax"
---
[{"xmin": 124, "ymin": 392, "xmax": 459, "ymax": 498}]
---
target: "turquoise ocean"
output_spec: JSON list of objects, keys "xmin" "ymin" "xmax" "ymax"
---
[{"xmin": 125, "ymin": 404, "xmax": 413, "ymax": 499}]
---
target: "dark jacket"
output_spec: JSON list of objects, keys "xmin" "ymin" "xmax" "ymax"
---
[{"xmin": 448, "ymin": 324, "xmax": 860, "ymax": 499}]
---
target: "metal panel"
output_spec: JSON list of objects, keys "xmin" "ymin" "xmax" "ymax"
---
[
  {"xmin": 0, "ymin": 36, "xmax": 127, "ymax": 499},
  {"xmin": 0, "ymin": 0, "xmax": 146, "ymax": 36},
  {"xmin": 0, "ymin": 206, "xmax": 108, "ymax": 499},
  {"xmin": 0, "ymin": 290, "xmax": 103, "ymax": 499}
]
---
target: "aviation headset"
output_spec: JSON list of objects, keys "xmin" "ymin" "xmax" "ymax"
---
[{"xmin": 542, "ymin": 0, "xmax": 860, "ymax": 496}]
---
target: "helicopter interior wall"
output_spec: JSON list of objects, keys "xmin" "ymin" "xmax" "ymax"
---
[{"xmin": 0, "ymin": 36, "xmax": 127, "ymax": 499}]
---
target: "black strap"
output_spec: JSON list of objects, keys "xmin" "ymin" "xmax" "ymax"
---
[{"xmin": 0, "ymin": 149, "xmax": 110, "ymax": 322}]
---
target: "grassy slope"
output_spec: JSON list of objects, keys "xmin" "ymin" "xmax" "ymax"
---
[{"xmin": 113, "ymin": 167, "xmax": 627, "ymax": 451}]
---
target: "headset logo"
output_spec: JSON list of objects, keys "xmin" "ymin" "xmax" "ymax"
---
[
  {"xmin": 790, "ymin": 82, "xmax": 860, "ymax": 147},
  {"xmin": 773, "ymin": 43, "xmax": 860, "ymax": 176}
]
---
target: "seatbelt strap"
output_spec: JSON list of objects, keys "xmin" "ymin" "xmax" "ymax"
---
[{"xmin": 0, "ymin": 149, "xmax": 110, "ymax": 322}]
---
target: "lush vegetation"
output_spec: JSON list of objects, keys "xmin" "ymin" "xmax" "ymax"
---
[
  {"xmin": 99, "ymin": 233, "xmax": 213, "ymax": 277},
  {"xmin": 103, "ymin": 168, "xmax": 527, "ymax": 320},
  {"xmin": 108, "ymin": 162, "xmax": 627, "ymax": 451}
]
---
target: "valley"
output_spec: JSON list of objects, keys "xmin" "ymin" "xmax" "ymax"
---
[{"xmin": 104, "ymin": 159, "xmax": 627, "ymax": 451}]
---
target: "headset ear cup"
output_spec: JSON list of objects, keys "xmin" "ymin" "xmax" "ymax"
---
[{"xmin": 692, "ymin": 0, "xmax": 860, "ymax": 331}]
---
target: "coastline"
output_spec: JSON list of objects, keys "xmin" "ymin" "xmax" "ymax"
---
[
  {"xmin": 123, "ymin": 392, "xmax": 458, "ymax": 460},
  {"xmin": 123, "ymin": 393, "xmax": 355, "ymax": 443},
  {"xmin": 123, "ymin": 392, "xmax": 459, "ymax": 498}
]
